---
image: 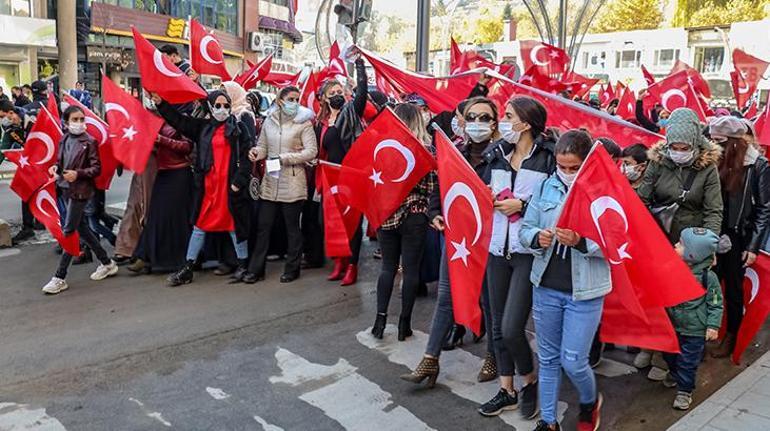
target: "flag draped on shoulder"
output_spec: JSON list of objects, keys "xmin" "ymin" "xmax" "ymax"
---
[
  {"xmin": 337, "ymin": 108, "xmax": 436, "ymax": 230},
  {"xmin": 435, "ymin": 129, "xmax": 493, "ymax": 334},
  {"xmin": 557, "ymin": 144, "xmax": 705, "ymax": 353}
]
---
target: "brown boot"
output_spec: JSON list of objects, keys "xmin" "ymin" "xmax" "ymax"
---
[
  {"xmin": 711, "ymin": 333, "xmax": 736, "ymax": 358},
  {"xmin": 400, "ymin": 356, "xmax": 439, "ymax": 388},
  {"xmin": 478, "ymin": 352, "xmax": 498, "ymax": 382}
]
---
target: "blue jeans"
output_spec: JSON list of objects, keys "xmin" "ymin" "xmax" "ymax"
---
[
  {"xmin": 186, "ymin": 226, "xmax": 248, "ymax": 262},
  {"xmin": 663, "ymin": 333, "xmax": 705, "ymax": 393},
  {"xmin": 533, "ymin": 287, "xmax": 604, "ymax": 425}
]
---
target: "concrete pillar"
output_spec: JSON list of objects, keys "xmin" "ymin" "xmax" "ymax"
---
[{"xmin": 57, "ymin": 0, "xmax": 78, "ymax": 90}]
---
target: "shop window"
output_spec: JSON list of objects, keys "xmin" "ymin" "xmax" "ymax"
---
[
  {"xmin": 694, "ymin": 46, "xmax": 724, "ymax": 74},
  {"xmin": 264, "ymin": 0, "xmax": 289, "ymax": 6},
  {"xmin": 653, "ymin": 49, "xmax": 679, "ymax": 67},
  {"xmin": 170, "ymin": 0, "xmax": 237, "ymax": 34},
  {"xmin": 0, "ymin": 0, "xmax": 31, "ymax": 16},
  {"xmin": 615, "ymin": 50, "xmax": 641, "ymax": 69}
]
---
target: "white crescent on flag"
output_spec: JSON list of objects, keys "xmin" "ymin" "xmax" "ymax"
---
[
  {"xmin": 105, "ymin": 103, "xmax": 130, "ymax": 120},
  {"xmin": 85, "ymin": 117, "xmax": 108, "ymax": 145},
  {"xmin": 35, "ymin": 189, "xmax": 58, "ymax": 219},
  {"xmin": 590, "ymin": 195, "xmax": 632, "ymax": 265},
  {"xmin": 200, "ymin": 34, "xmax": 223, "ymax": 65},
  {"xmin": 443, "ymin": 181, "xmax": 483, "ymax": 245},
  {"xmin": 373, "ymin": 139, "xmax": 416, "ymax": 183},
  {"xmin": 530, "ymin": 45, "xmax": 549, "ymax": 67},
  {"xmin": 745, "ymin": 267, "xmax": 760, "ymax": 304},
  {"xmin": 28, "ymin": 131, "xmax": 56, "ymax": 166},
  {"xmin": 153, "ymin": 50, "xmax": 183, "ymax": 77},
  {"xmin": 661, "ymin": 89, "xmax": 686, "ymax": 112}
]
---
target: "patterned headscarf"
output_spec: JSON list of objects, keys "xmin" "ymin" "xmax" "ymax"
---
[{"xmin": 665, "ymin": 108, "xmax": 707, "ymax": 151}]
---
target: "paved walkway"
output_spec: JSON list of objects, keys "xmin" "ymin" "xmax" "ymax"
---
[{"xmin": 669, "ymin": 350, "xmax": 770, "ymax": 430}]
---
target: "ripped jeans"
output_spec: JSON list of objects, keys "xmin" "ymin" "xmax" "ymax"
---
[{"xmin": 532, "ymin": 286, "xmax": 604, "ymax": 426}]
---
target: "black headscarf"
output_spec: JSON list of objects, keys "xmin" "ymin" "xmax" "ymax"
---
[{"xmin": 207, "ymin": 90, "xmax": 240, "ymax": 138}]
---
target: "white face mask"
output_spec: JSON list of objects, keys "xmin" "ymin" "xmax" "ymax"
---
[
  {"xmin": 211, "ymin": 107, "xmax": 230, "ymax": 122},
  {"xmin": 745, "ymin": 145, "xmax": 760, "ymax": 166},
  {"xmin": 669, "ymin": 148, "xmax": 695, "ymax": 166},
  {"xmin": 556, "ymin": 167, "xmax": 577, "ymax": 187},
  {"xmin": 281, "ymin": 101, "xmax": 299, "ymax": 117},
  {"xmin": 68, "ymin": 122, "xmax": 86, "ymax": 135},
  {"xmin": 465, "ymin": 122, "xmax": 493, "ymax": 143},
  {"xmin": 498, "ymin": 121, "xmax": 522, "ymax": 144},
  {"xmin": 450, "ymin": 117, "xmax": 464, "ymax": 138},
  {"xmin": 1, "ymin": 116, "xmax": 12, "ymax": 128},
  {"xmin": 622, "ymin": 163, "xmax": 643, "ymax": 182}
]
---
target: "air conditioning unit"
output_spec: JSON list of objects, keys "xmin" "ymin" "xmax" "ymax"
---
[{"xmin": 249, "ymin": 32, "xmax": 265, "ymax": 52}]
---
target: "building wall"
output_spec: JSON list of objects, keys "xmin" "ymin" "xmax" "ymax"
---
[{"xmin": 0, "ymin": 0, "xmax": 57, "ymax": 87}]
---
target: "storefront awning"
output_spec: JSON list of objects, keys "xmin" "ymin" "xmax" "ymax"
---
[{"xmin": 258, "ymin": 17, "xmax": 303, "ymax": 43}]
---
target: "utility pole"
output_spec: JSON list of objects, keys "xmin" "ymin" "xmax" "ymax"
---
[
  {"xmin": 557, "ymin": 0, "xmax": 567, "ymax": 49},
  {"xmin": 416, "ymin": 0, "xmax": 430, "ymax": 73},
  {"xmin": 57, "ymin": 0, "xmax": 78, "ymax": 90}
]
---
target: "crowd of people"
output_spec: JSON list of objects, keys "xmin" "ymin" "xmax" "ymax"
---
[{"xmin": 2, "ymin": 45, "xmax": 769, "ymax": 431}]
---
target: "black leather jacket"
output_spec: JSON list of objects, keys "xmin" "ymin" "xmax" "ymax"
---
[{"xmin": 723, "ymin": 156, "xmax": 770, "ymax": 253}]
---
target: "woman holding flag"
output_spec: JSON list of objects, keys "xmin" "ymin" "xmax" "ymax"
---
[{"xmin": 519, "ymin": 130, "xmax": 609, "ymax": 431}]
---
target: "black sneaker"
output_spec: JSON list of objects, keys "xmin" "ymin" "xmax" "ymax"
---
[
  {"xmin": 12, "ymin": 228, "xmax": 34, "ymax": 244},
  {"xmin": 520, "ymin": 381, "xmax": 539, "ymax": 419},
  {"xmin": 533, "ymin": 420, "xmax": 560, "ymax": 430},
  {"xmin": 478, "ymin": 388, "xmax": 518, "ymax": 417}
]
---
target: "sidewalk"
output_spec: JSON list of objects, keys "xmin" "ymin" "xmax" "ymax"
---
[
  {"xmin": 0, "ymin": 160, "xmax": 15, "ymax": 180},
  {"xmin": 669, "ymin": 350, "xmax": 770, "ymax": 430}
]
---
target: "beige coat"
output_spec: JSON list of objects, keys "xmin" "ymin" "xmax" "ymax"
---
[{"xmin": 255, "ymin": 106, "xmax": 318, "ymax": 203}]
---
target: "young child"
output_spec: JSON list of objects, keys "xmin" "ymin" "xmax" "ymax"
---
[{"xmin": 666, "ymin": 227, "xmax": 723, "ymax": 410}]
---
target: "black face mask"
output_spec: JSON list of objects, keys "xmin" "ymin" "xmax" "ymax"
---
[{"xmin": 328, "ymin": 95, "xmax": 345, "ymax": 110}]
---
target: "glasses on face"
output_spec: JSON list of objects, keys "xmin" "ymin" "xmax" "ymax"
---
[
  {"xmin": 465, "ymin": 112, "xmax": 495, "ymax": 123},
  {"xmin": 213, "ymin": 103, "xmax": 231, "ymax": 110}
]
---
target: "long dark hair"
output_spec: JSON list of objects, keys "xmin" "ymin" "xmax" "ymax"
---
[
  {"xmin": 555, "ymin": 129, "xmax": 593, "ymax": 161},
  {"xmin": 278, "ymin": 86, "xmax": 300, "ymax": 100},
  {"xmin": 317, "ymin": 80, "xmax": 343, "ymax": 124},
  {"xmin": 507, "ymin": 96, "xmax": 546, "ymax": 137},
  {"xmin": 719, "ymin": 136, "xmax": 749, "ymax": 193}
]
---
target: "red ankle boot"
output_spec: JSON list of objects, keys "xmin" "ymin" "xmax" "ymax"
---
[
  {"xmin": 341, "ymin": 264, "xmax": 358, "ymax": 286},
  {"xmin": 328, "ymin": 258, "xmax": 348, "ymax": 281}
]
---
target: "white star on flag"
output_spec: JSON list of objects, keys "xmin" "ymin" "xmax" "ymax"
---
[
  {"xmin": 122, "ymin": 126, "xmax": 138, "ymax": 141},
  {"xmin": 18, "ymin": 155, "xmax": 29, "ymax": 168},
  {"xmin": 450, "ymin": 237, "xmax": 471, "ymax": 266},
  {"xmin": 369, "ymin": 168, "xmax": 384, "ymax": 187},
  {"xmin": 549, "ymin": 50, "xmax": 560, "ymax": 59}
]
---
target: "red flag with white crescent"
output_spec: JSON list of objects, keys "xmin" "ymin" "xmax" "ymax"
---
[
  {"xmin": 614, "ymin": 87, "xmax": 637, "ymax": 120},
  {"xmin": 29, "ymin": 178, "xmax": 80, "ymax": 256},
  {"xmin": 235, "ymin": 54, "xmax": 273, "ymax": 90},
  {"xmin": 670, "ymin": 60, "xmax": 711, "ymax": 99},
  {"xmin": 519, "ymin": 40, "xmax": 570, "ymax": 77},
  {"xmin": 320, "ymin": 162, "xmax": 362, "ymax": 258},
  {"xmin": 733, "ymin": 253, "xmax": 770, "ymax": 363},
  {"xmin": 648, "ymin": 70, "xmax": 707, "ymax": 121},
  {"xmin": 131, "ymin": 26, "xmax": 207, "ymax": 104},
  {"xmin": 13, "ymin": 106, "xmax": 64, "ymax": 200},
  {"xmin": 436, "ymin": 129, "xmax": 492, "ymax": 334},
  {"xmin": 557, "ymin": 144, "xmax": 706, "ymax": 352},
  {"xmin": 2, "ymin": 149, "xmax": 49, "ymax": 202},
  {"xmin": 62, "ymin": 93, "xmax": 117, "ymax": 190},
  {"xmin": 47, "ymin": 93, "xmax": 60, "ymax": 126},
  {"xmin": 102, "ymin": 74, "xmax": 164, "ymax": 173},
  {"xmin": 190, "ymin": 18, "xmax": 232, "ymax": 81},
  {"xmin": 641, "ymin": 65, "xmax": 656, "ymax": 85}
]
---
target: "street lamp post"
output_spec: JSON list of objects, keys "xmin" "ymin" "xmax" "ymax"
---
[{"xmin": 416, "ymin": 0, "xmax": 430, "ymax": 73}]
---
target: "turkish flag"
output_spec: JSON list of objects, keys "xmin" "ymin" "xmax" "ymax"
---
[
  {"xmin": 326, "ymin": 41, "xmax": 348, "ymax": 79},
  {"xmin": 731, "ymin": 49, "xmax": 769, "ymax": 110},
  {"xmin": 62, "ymin": 94, "xmax": 117, "ymax": 190},
  {"xmin": 2, "ymin": 149, "xmax": 49, "ymax": 202},
  {"xmin": 557, "ymin": 144, "xmax": 706, "ymax": 352},
  {"xmin": 757, "ymin": 103, "xmax": 770, "ymax": 147},
  {"xmin": 190, "ymin": 19, "xmax": 232, "ymax": 81},
  {"xmin": 450, "ymin": 37, "xmax": 465, "ymax": 74},
  {"xmin": 520, "ymin": 65, "xmax": 568, "ymax": 94},
  {"xmin": 436, "ymin": 129, "xmax": 492, "ymax": 334},
  {"xmin": 641, "ymin": 65, "xmax": 656, "ymax": 85},
  {"xmin": 47, "ymin": 93, "xmax": 60, "ymax": 126},
  {"xmin": 16, "ymin": 106, "xmax": 63, "ymax": 198},
  {"xmin": 102, "ymin": 74, "xmax": 164, "ymax": 173},
  {"xmin": 235, "ymin": 54, "xmax": 273, "ymax": 90},
  {"xmin": 263, "ymin": 70, "xmax": 302, "ymax": 88},
  {"xmin": 320, "ymin": 162, "xmax": 362, "ymax": 258},
  {"xmin": 733, "ymin": 253, "xmax": 770, "ymax": 364},
  {"xmin": 614, "ymin": 87, "xmax": 637, "ymax": 120},
  {"xmin": 131, "ymin": 27, "xmax": 207, "ymax": 104},
  {"xmin": 600, "ymin": 83, "xmax": 615, "ymax": 107},
  {"xmin": 450, "ymin": 37, "xmax": 517, "ymax": 78},
  {"xmin": 29, "ymin": 178, "xmax": 80, "ymax": 256},
  {"xmin": 562, "ymin": 71, "xmax": 599, "ymax": 99},
  {"xmin": 649, "ymin": 70, "xmax": 707, "ymax": 121},
  {"xmin": 670, "ymin": 60, "xmax": 711, "ymax": 98},
  {"xmin": 520, "ymin": 40, "xmax": 570, "ymax": 76},
  {"xmin": 300, "ymin": 70, "xmax": 321, "ymax": 113},
  {"xmin": 337, "ymin": 108, "xmax": 436, "ymax": 230},
  {"xmin": 744, "ymin": 99, "xmax": 758, "ymax": 120}
]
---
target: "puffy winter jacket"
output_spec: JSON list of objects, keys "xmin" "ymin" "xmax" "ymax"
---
[{"xmin": 667, "ymin": 258, "xmax": 723, "ymax": 337}]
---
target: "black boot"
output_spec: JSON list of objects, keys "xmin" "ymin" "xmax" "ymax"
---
[
  {"xmin": 230, "ymin": 259, "xmax": 249, "ymax": 283},
  {"xmin": 473, "ymin": 318, "xmax": 486, "ymax": 344},
  {"xmin": 241, "ymin": 271, "xmax": 264, "ymax": 284},
  {"xmin": 398, "ymin": 315, "xmax": 413, "ymax": 341},
  {"xmin": 371, "ymin": 313, "xmax": 387, "ymax": 339},
  {"xmin": 167, "ymin": 260, "xmax": 194, "ymax": 287},
  {"xmin": 442, "ymin": 324, "xmax": 466, "ymax": 351},
  {"xmin": 12, "ymin": 227, "xmax": 34, "ymax": 244}
]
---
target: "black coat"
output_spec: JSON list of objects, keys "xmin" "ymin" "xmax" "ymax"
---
[
  {"xmin": 722, "ymin": 156, "xmax": 770, "ymax": 253},
  {"xmin": 157, "ymin": 102, "xmax": 253, "ymax": 242},
  {"xmin": 56, "ymin": 132, "xmax": 101, "ymax": 201}
]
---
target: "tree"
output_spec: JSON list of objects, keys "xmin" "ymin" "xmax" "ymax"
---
[
  {"xmin": 502, "ymin": 3, "xmax": 513, "ymax": 21},
  {"xmin": 685, "ymin": 0, "xmax": 768, "ymax": 27},
  {"xmin": 593, "ymin": 0, "xmax": 664, "ymax": 33}
]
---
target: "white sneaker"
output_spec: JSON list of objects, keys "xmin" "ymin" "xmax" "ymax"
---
[
  {"xmin": 42, "ymin": 277, "xmax": 69, "ymax": 294},
  {"xmin": 90, "ymin": 260, "xmax": 119, "ymax": 281},
  {"xmin": 633, "ymin": 351, "xmax": 652, "ymax": 369}
]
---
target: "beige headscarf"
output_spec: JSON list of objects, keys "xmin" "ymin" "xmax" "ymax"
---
[{"xmin": 221, "ymin": 81, "xmax": 253, "ymax": 119}]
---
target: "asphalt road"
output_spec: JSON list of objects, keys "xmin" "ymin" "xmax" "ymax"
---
[{"xmin": 1, "ymin": 238, "xmax": 769, "ymax": 430}]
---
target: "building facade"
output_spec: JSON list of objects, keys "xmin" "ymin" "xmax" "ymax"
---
[{"xmin": 0, "ymin": 0, "xmax": 56, "ymax": 90}]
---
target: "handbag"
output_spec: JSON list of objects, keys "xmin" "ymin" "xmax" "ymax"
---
[
  {"xmin": 249, "ymin": 160, "xmax": 265, "ymax": 201},
  {"xmin": 650, "ymin": 169, "xmax": 698, "ymax": 234}
]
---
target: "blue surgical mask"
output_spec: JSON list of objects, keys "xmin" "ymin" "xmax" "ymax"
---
[
  {"xmin": 282, "ymin": 101, "xmax": 299, "ymax": 117},
  {"xmin": 658, "ymin": 118, "xmax": 669, "ymax": 128}
]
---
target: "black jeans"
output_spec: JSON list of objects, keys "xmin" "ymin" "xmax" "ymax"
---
[
  {"xmin": 55, "ymin": 198, "xmax": 111, "ymax": 279},
  {"xmin": 21, "ymin": 201, "xmax": 34, "ymax": 229},
  {"xmin": 376, "ymin": 213, "xmax": 428, "ymax": 320},
  {"xmin": 717, "ymin": 231, "xmax": 746, "ymax": 333},
  {"xmin": 487, "ymin": 253, "xmax": 535, "ymax": 377},
  {"xmin": 248, "ymin": 200, "xmax": 304, "ymax": 276},
  {"xmin": 301, "ymin": 199, "xmax": 325, "ymax": 267}
]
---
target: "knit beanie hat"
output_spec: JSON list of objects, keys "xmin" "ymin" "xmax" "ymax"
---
[
  {"xmin": 666, "ymin": 108, "xmax": 706, "ymax": 149},
  {"xmin": 709, "ymin": 116, "xmax": 747, "ymax": 143},
  {"xmin": 680, "ymin": 227, "xmax": 719, "ymax": 264}
]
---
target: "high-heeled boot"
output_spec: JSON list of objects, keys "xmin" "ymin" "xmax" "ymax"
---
[
  {"xmin": 340, "ymin": 264, "xmax": 358, "ymax": 286},
  {"xmin": 473, "ymin": 318, "xmax": 486, "ymax": 344},
  {"xmin": 400, "ymin": 356, "xmax": 440, "ymax": 388},
  {"xmin": 398, "ymin": 315, "xmax": 413, "ymax": 341},
  {"xmin": 167, "ymin": 260, "xmax": 194, "ymax": 287},
  {"xmin": 372, "ymin": 313, "xmax": 387, "ymax": 339},
  {"xmin": 478, "ymin": 352, "xmax": 498, "ymax": 382},
  {"xmin": 328, "ymin": 258, "xmax": 348, "ymax": 281},
  {"xmin": 442, "ymin": 324, "xmax": 466, "ymax": 351}
]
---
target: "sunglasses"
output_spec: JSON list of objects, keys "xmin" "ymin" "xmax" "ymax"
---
[
  {"xmin": 465, "ymin": 112, "xmax": 495, "ymax": 123},
  {"xmin": 213, "ymin": 103, "xmax": 231, "ymax": 110}
]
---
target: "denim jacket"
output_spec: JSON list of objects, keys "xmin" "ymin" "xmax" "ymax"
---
[{"xmin": 519, "ymin": 175, "xmax": 612, "ymax": 301}]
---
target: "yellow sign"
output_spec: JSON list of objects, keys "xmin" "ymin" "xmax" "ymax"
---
[{"xmin": 166, "ymin": 18, "xmax": 186, "ymax": 38}]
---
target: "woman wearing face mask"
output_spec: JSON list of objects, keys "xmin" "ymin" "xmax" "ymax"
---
[
  {"xmin": 153, "ymin": 90, "xmax": 253, "ymax": 286},
  {"xmin": 400, "ymin": 97, "xmax": 499, "ymax": 388},
  {"xmin": 520, "ymin": 130, "xmax": 610, "ymax": 431},
  {"xmin": 621, "ymin": 143, "xmax": 649, "ymax": 190},
  {"xmin": 42, "ymin": 106, "xmax": 118, "ymax": 294},
  {"xmin": 371, "ymin": 103, "xmax": 437, "ymax": 342},
  {"xmin": 635, "ymin": 89, "xmax": 670, "ymax": 134},
  {"xmin": 708, "ymin": 116, "xmax": 770, "ymax": 358},
  {"xmin": 315, "ymin": 58, "xmax": 368, "ymax": 284},
  {"xmin": 478, "ymin": 96, "xmax": 556, "ymax": 420},
  {"xmin": 243, "ymin": 86, "xmax": 318, "ymax": 284}
]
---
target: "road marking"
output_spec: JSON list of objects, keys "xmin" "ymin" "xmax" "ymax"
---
[
  {"xmin": 253, "ymin": 415, "xmax": 285, "ymax": 431},
  {"xmin": 270, "ymin": 347, "xmax": 436, "ymax": 431},
  {"xmin": 594, "ymin": 358, "xmax": 638, "ymax": 378},
  {"xmin": 357, "ymin": 325, "xmax": 568, "ymax": 428},
  {"xmin": 205, "ymin": 387, "xmax": 231, "ymax": 400},
  {"xmin": 128, "ymin": 398, "xmax": 171, "ymax": 427},
  {"xmin": 0, "ymin": 403, "xmax": 66, "ymax": 430},
  {"xmin": 0, "ymin": 248, "xmax": 20, "ymax": 258}
]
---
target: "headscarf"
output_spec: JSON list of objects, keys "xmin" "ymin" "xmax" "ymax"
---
[
  {"xmin": 221, "ymin": 81, "xmax": 253, "ymax": 119},
  {"xmin": 665, "ymin": 108, "xmax": 708, "ymax": 152}
]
